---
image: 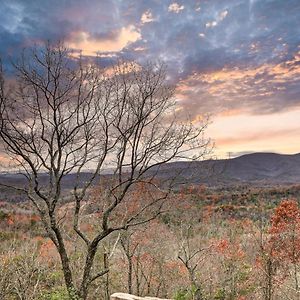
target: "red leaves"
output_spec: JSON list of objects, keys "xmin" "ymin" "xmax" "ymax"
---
[
  {"xmin": 270, "ymin": 199, "xmax": 300, "ymax": 233},
  {"xmin": 5, "ymin": 213, "xmax": 40, "ymax": 227},
  {"xmin": 216, "ymin": 239, "xmax": 229, "ymax": 254},
  {"xmin": 215, "ymin": 238, "xmax": 245, "ymax": 260},
  {"xmin": 269, "ymin": 199, "xmax": 300, "ymax": 262},
  {"xmin": 6, "ymin": 215, "xmax": 14, "ymax": 225}
]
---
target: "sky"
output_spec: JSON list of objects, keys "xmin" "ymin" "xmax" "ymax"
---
[{"xmin": 0, "ymin": 0, "xmax": 300, "ymax": 158}]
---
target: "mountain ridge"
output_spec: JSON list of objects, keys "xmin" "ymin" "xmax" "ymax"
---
[
  {"xmin": 1, "ymin": 152, "xmax": 300, "ymax": 189},
  {"xmin": 150, "ymin": 152, "xmax": 300, "ymax": 186}
]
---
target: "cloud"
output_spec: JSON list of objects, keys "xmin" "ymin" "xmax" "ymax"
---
[
  {"xmin": 0, "ymin": 0, "xmax": 300, "ymax": 116},
  {"xmin": 168, "ymin": 3, "xmax": 185, "ymax": 13},
  {"xmin": 67, "ymin": 25, "xmax": 141, "ymax": 55},
  {"xmin": 219, "ymin": 10, "xmax": 228, "ymax": 21},
  {"xmin": 206, "ymin": 9, "xmax": 228, "ymax": 28},
  {"xmin": 207, "ymin": 108, "xmax": 300, "ymax": 157},
  {"xmin": 0, "ymin": 0, "xmax": 300, "ymax": 156},
  {"xmin": 141, "ymin": 10, "xmax": 155, "ymax": 23},
  {"xmin": 206, "ymin": 21, "xmax": 217, "ymax": 28},
  {"xmin": 176, "ymin": 49, "xmax": 300, "ymax": 118}
]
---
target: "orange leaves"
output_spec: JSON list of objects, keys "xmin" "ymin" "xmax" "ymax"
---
[
  {"xmin": 216, "ymin": 239, "xmax": 229, "ymax": 254},
  {"xmin": 178, "ymin": 184, "xmax": 208, "ymax": 200},
  {"xmin": 6, "ymin": 215, "xmax": 14, "ymax": 225},
  {"xmin": 34, "ymin": 236, "xmax": 59, "ymax": 264},
  {"xmin": 30, "ymin": 215, "xmax": 40, "ymax": 222},
  {"xmin": 39, "ymin": 240, "xmax": 54, "ymax": 257},
  {"xmin": 215, "ymin": 237, "xmax": 245, "ymax": 260},
  {"xmin": 5, "ymin": 213, "xmax": 40, "ymax": 227},
  {"xmin": 269, "ymin": 199, "xmax": 300, "ymax": 263},
  {"xmin": 165, "ymin": 260, "xmax": 187, "ymax": 276},
  {"xmin": 270, "ymin": 199, "xmax": 300, "ymax": 233}
]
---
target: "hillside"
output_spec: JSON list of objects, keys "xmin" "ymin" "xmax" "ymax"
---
[
  {"xmin": 148, "ymin": 152, "xmax": 300, "ymax": 186},
  {"xmin": 1, "ymin": 153, "xmax": 300, "ymax": 196}
]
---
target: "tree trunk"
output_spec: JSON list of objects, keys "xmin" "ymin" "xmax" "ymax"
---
[
  {"xmin": 79, "ymin": 248, "xmax": 97, "ymax": 300},
  {"xmin": 188, "ymin": 270, "xmax": 202, "ymax": 300},
  {"xmin": 265, "ymin": 258, "xmax": 273, "ymax": 300},
  {"xmin": 128, "ymin": 258, "xmax": 133, "ymax": 294},
  {"xmin": 104, "ymin": 252, "xmax": 110, "ymax": 300},
  {"xmin": 52, "ymin": 223, "xmax": 79, "ymax": 299}
]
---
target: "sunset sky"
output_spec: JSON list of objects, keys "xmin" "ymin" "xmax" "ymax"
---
[{"xmin": 1, "ymin": 0, "xmax": 300, "ymax": 158}]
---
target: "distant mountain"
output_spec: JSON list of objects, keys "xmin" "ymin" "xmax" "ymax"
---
[
  {"xmin": 1, "ymin": 153, "xmax": 300, "ymax": 194},
  {"xmin": 223, "ymin": 152, "xmax": 300, "ymax": 183},
  {"xmin": 151, "ymin": 152, "xmax": 300, "ymax": 186}
]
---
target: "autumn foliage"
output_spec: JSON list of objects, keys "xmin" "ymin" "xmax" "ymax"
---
[
  {"xmin": 269, "ymin": 199, "xmax": 300, "ymax": 262},
  {"xmin": 1, "ymin": 187, "xmax": 300, "ymax": 299}
]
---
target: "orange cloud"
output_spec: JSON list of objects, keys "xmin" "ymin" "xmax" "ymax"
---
[
  {"xmin": 67, "ymin": 25, "xmax": 141, "ymax": 56},
  {"xmin": 207, "ymin": 108, "xmax": 300, "ymax": 158},
  {"xmin": 218, "ymin": 109, "xmax": 242, "ymax": 117},
  {"xmin": 176, "ymin": 49, "xmax": 300, "ymax": 116}
]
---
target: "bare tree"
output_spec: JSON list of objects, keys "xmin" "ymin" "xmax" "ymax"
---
[
  {"xmin": 177, "ymin": 224, "xmax": 209, "ymax": 300},
  {"xmin": 120, "ymin": 230, "xmax": 138, "ymax": 295},
  {"xmin": 0, "ymin": 42, "xmax": 210, "ymax": 299}
]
